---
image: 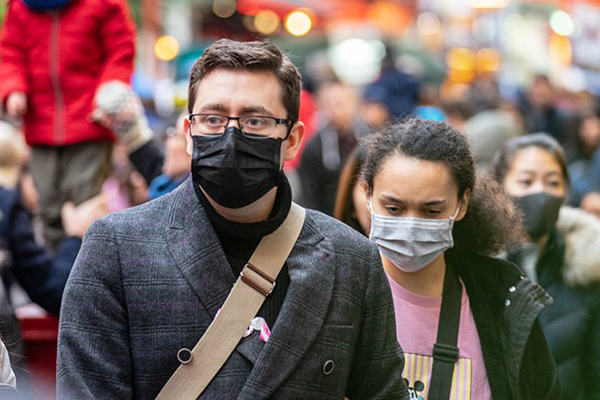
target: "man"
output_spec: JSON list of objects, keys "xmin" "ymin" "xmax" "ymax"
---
[
  {"xmin": 518, "ymin": 74, "xmax": 569, "ymax": 145},
  {"xmin": 57, "ymin": 39, "xmax": 407, "ymax": 399},
  {"xmin": 299, "ymin": 81, "xmax": 369, "ymax": 215}
]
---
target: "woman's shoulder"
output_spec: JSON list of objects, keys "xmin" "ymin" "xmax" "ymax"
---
[
  {"xmin": 449, "ymin": 251, "xmax": 523, "ymax": 284},
  {"xmin": 556, "ymin": 207, "xmax": 600, "ymax": 286}
]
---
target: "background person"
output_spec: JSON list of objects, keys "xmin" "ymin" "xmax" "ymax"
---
[
  {"xmin": 298, "ymin": 81, "xmax": 369, "ymax": 215},
  {"xmin": 333, "ymin": 146, "xmax": 369, "ymax": 236},
  {"xmin": 491, "ymin": 133, "xmax": 600, "ymax": 400},
  {"xmin": 0, "ymin": 0, "xmax": 135, "ymax": 248},
  {"xmin": 362, "ymin": 118, "xmax": 560, "ymax": 399},
  {"xmin": 0, "ymin": 120, "xmax": 107, "ymax": 396},
  {"xmin": 563, "ymin": 110, "xmax": 600, "ymax": 215}
]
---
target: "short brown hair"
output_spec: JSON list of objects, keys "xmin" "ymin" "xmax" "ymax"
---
[{"xmin": 188, "ymin": 39, "xmax": 302, "ymax": 122}]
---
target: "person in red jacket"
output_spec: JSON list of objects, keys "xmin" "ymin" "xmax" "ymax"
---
[{"xmin": 0, "ymin": 0, "xmax": 135, "ymax": 248}]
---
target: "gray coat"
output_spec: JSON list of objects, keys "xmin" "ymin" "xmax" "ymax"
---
[{"xmin": 57, "ymin": 178, "xmax": 408, "ymax": 399}]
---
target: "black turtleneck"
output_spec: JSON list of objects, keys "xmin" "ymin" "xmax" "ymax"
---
[{"xmin": 193, "ymin": 174, "xmax": 292, "ymax": 329}]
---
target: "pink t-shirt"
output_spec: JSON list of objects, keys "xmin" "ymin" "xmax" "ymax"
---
[{"xmin": 387, "ymin": 274, "xmax": 492, "ymax": 400}]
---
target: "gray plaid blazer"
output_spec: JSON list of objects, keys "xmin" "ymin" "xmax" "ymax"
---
[{"xmin": 57, "ymin": 178, "xmax": 407, "ymax": 399}]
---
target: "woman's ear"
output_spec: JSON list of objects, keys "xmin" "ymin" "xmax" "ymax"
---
[{"xmin": 455, "ymin": 189, "xmax": 471, "ymax": 222}]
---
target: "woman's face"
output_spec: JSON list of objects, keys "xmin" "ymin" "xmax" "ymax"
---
[
  {"xmin": 503, "ymin": 147, "xmax": 566, "ymax": 199},
  {"xmin": 369, "ymin": 154, "xmax": 468, "ymax": 221},
  {"xmin": 579, "ymin": 116, "xmax": 600, "ymax": 150}
]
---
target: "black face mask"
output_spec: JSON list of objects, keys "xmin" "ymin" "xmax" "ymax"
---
[
  {"xmin": 514, "ymin": 192, "xmax": 563, "ymax": 239},
  {"xmin": 191, "ymin": 127, "xmax": 282, "ymax": 209}
]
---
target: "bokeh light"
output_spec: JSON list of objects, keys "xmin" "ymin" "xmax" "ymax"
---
[
  {"xmin": 254, "ymin": 10, "xmax": 280, "ymax": 35},
  {"xmin": 466, "ymin": 0, "xmax": 510, "ymax": 8},
  {"xmin": 154, "ymin": 36, "xmax": 179, "ymax": 61},
  {"xmin": 329, "ymin": 38, "xmax": 386, "ymax": 85},
  {"xmin": 416, "ymin": 12, "xmax": 441, "ymax": 36},
  {"xmin": 213, "ymin": 0, "xmax": 236, "ymax": 19},
  {"xmin": 550, "ymin": 10, "xmax": 577, "ymax": 37},
  {"xmin": 285, "ymin": 10, "xmax": 312, "ymax": 37},
  {"xmin": 475, "ymin": 48, "xmax": 501, "ymax": 72}
]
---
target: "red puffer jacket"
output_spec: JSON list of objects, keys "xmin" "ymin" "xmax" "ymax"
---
[{"xmin": 0, "ymin": 0, "xmax": 135, "ymax": 146}]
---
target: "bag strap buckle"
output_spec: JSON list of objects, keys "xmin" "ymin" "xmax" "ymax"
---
[
  {"xmin": 240, "ymin": 262, "xmax": 276, "ymax": 297},
  {"xmin": 433, "ymin": 343, "xmax": 459, "ymax": 364}
]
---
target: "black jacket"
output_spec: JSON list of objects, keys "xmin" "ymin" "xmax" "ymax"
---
[
  {"xmin": 509, "ymin": 207, "xmax": 600, "ymax": 400},
  {"xmin": 448, "ymin": 251, "xmax": 561, "ymax": 400},
  {"xmin": 0, "ymin": 186, "xmax": 81, "ymax": 398},
  {"xmin": 0, "ymin": 186, "xmax": 80, "ymax": 315},
  {"xmin": 297, "ymin": 122, "xmax": 367, "ymax": 216}
]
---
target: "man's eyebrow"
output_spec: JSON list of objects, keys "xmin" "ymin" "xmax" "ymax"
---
[
  {"xmin": 198, "ymin": 103, "xmax": 228, "ymax": 113},
  {"xmin": 240, "ymin": 106, "xmax": 275, "ymax": 116}
]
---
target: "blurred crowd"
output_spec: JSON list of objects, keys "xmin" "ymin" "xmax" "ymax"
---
[{"xmin": 0, "ymin": 0, "xmax": 600, "ymax": 398}]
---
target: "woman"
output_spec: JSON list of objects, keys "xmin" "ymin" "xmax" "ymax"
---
[
  {"xmin": 564, "ymin": 111, "xmax": 600, "ymax": 215},
  {"xmin": 362, "ymin": 118, "xmax": 560, "ymax": 399},
  {"xmin": 491, "ymin": 133, "xmax": 600, "ymax": 399}
]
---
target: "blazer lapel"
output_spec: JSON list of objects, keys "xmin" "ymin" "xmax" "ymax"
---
[
  {"xmin": 165, "ymin": 178, "xmax": 236, "ymax": 317},
  {"xmin": 239, "ymin": 215, "xmax": 336, "ymax": 398}
]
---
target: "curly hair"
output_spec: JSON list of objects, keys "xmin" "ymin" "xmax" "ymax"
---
[
  {"xmin": 361, "ymin": 118, "xmax": 523, "ymax": 256},
  {"xmin": 188, "ymin": 39, "xmax": 302, "ymax": 122}
]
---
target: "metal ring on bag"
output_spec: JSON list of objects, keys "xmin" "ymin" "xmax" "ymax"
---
[
  {"xmin": 177, "ymin": 348, "xmax": 193, "ymax": 364},
  {"xmin": 323, "ymin": 360, "xmax": 335, "ymax": 375}
]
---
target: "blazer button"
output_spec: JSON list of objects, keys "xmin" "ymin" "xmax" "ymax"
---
[
  {"xmin": 177, "ymin": 348, "xmax": 192, "ymax": 364},
  {"xmin": 323, "ymin": 360, "xmax": 335, "ymax": 375}
]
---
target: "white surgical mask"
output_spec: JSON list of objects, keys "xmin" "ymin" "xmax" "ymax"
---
[{"xmin": 369, "ymin": 198, "xmax": 461, "ymax": 273}]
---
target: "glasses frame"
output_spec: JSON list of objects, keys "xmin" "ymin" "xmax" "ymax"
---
[{"xmin": 188, "ymin": 113, "xmax": 295, "ymax": 139}]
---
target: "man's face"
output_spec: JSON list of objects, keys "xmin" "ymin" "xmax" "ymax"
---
[
  {"xmin": 529, "ymin": 80, "xmax": 554, "ymax": 109},
  {"xmin": 186, "ymin": 69, "xmax": 304, "ymax": 165},
  {"xmin": 318, "ymin": 83, "xmax": 358, "ymax": 131}
]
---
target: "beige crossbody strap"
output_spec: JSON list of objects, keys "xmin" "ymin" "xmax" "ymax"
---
[{"xmin": 156, "ymin": 202, "xmax": 306, "ymax": 400}]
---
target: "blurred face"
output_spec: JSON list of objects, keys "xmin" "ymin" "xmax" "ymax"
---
[
  {"xmin": 163, "ymin": 129, "xmax": 191, "ymax": 179},
  {"xmin": 503, "ymin": 147, "xmax": 566, "ymax": 199},
  {"xmin": 361, "ymin": 102, "xmax": 389, "ymax": 129},
  {"xmin": 369, "ymin": 154, "xmax": 469, "ymax": 221},
  {"xmin": 579, "ymin": 116, "xmax": 600, "ymax": 150},
  {"xmin": 318, "ymin": 83, "xmax": 358, "ymax": 131},
  {"xmin": 529, "ymin": 80, "xmax": 554, "ymax": 109}
]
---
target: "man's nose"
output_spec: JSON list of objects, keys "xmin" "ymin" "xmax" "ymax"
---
[{"xmin": 226, "ymin": 118, "xmax": 242, "ymax": 130}]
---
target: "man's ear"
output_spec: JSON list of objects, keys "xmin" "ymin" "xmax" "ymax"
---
[
  {"xmin": 455, "ymin": 189, "xmax": 471, "ymax": 222},
  {"xmin": 284, "ymin": 121, "xmax": 305, "ymax": 161},
  {"xmin": 184, "ymin": 118, "xmax": 194, "ymax": 156}
]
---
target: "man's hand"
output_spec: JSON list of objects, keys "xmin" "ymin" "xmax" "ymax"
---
[
  {"xmin": 6, "ymin": 92, "xmax": 27, "ymax": 117},
  {"xmin": 581, "ymin": 191, "xmax": 600, "ymax": 219},
  {"xmin": 61, "ymin": 194, "xmax": 109, "ymax": 238}
]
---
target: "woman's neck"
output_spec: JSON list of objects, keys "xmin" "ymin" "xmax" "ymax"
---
[{"xmin": 383, "ymin": 254, "xmax": 447, "ymax": 297}]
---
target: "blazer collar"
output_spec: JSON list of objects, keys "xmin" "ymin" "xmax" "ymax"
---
[{"xmin": 166, "ymin": 178, "xmax": 236, "ymax": 316}]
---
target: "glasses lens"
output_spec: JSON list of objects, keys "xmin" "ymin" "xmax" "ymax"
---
[
  {"xmin": 193, "ymin": 114, "xmax": 228, "ymax": 134},
  {"xmin": 240, "ymin": 116, "xmax": 278, "ymax": 135}
]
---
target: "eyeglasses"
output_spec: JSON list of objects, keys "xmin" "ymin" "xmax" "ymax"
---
[{"xmin": 188, "ymin": 113, "xmax": 294, "ymax": 139}]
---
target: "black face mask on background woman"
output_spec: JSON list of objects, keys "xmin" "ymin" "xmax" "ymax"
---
[
  {"xmin": 514, "ymin": 192, "xmax": 563, "ymax": 239},
  {"xmin": 191, "ymin": 127, "xmax": 283, "ymax": 209}
]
